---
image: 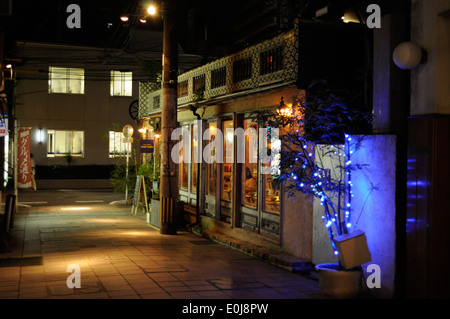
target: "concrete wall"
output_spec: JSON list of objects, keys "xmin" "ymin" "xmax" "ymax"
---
[
  {"xmin": 312, "ymin": 145, "xmax": 342, "ymax": 265},
  {"xmin": 411, "ymin": 0, "xmax": 450, "ymax": 115},
  {"xmin": 406, "ymin": 0, "xmax": 450, "ymax": 298},
  {"xmin": 309, "ymin": 136, "xmax": 397, "ymax": 298},
  {"xmin": 350, "ymin": 135, "xmax": 397, "ymax": 299},
  {"xmin": 280, "ymin": 185, "xmax": 313, "ymax": 260}
]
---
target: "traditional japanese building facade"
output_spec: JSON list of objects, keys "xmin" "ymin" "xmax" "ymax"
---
[{"xmin": 137, "ymin": 20, "xmax": 366, "ymax": 261}]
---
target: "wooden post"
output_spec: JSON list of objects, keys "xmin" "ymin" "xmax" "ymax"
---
[{"xmin": 159, "ymin": 0, "xmax": 179, "ymax": 235}]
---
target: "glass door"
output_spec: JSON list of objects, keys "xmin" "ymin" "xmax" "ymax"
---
[
  {"xmin": 240, "ymin": 118, "xmax": 260, "ymax": 231},
  {"xmin": 220, "ymin": 119, "xmax": 234, "ymax": 223},
  {"xmin": 204, "ymin": 122, "xmax": 217, "ymax": 218},
  {"xmin": 239, "ymin": 120, "xmax": 281, "ymax": 238}
]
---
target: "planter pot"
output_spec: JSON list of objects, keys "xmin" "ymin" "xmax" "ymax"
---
[
  {"xmin": 150, "ymin": 199, "xmax": 161, "ymax": 228},
  {"xmin": 315, "ymin": 263, "xmax": 362, "ymax": 298}
]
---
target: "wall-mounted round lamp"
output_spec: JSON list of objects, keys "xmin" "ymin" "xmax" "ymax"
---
[{"xmin": 393, "ymin": 42, "xmax": 426, "ymax": 70}]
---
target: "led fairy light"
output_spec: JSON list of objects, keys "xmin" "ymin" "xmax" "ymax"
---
[{"xmin": 344, "ymin": 133, "xmax": 353, "ymax": 232}]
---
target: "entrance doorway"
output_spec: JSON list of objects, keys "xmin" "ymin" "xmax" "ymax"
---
[{"xmin": 240, "ymin": 119, "xmax": 281, "ymax": 238}]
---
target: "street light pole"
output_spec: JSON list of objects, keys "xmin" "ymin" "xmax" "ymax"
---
[{"xmin": 159, "ymin": 0, "xmax": 178, "ymax": 235}]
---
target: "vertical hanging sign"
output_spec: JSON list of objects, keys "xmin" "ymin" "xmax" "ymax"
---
[
  {"xmin": 18, "ymin": 128, "xmax": 32, "ymax": 189},
  {"xmin": 0, "ymin": 113, "xmax": 8, "ymax": 137}
]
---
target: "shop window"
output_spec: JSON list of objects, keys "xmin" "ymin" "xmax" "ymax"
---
[
  {"xmin": 191, "ymin": 122, "xmax": 199, "ymax": 193},
  {"xmin": 47, "ymin": 130, "xmax": 84, "ymax": 157},
  {"xmin": 221, "ymin": 120, "xmax": 233, "ymax": 201},
  {"xmin": 49, "ymin": 66, "xmax": 84, "ymax": 94},
  {"xmin": 205, "ymin": 122, "xmax": 217, "ymax": 196},
  {"xmin": 242, "ymin": 119, "xmax": 258, "ymax": 209},
  {"xmin": 262, "ymin": 126, "xmax": 281, "ymax": 214},
  {"xmin": 178, "ymin": 125, "xmax": 189, "ymax": 190},
  {"xmin": 110, "ymin": 70, "xmax": 133, "ymax": 96}
]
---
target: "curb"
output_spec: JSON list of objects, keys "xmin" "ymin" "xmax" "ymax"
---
[{"xmin": 191, "ymin": 226, "xmax": 314, "ymax": 273}]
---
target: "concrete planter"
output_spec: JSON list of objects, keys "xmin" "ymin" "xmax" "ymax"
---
[{"xmin": 315, "ymin": 263, "xmax": 362, "ymax": 298}]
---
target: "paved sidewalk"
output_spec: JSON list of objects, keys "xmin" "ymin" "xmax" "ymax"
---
[{"xmin": 0, "ymin": 193, "xmax": 323, "ymax": 299}]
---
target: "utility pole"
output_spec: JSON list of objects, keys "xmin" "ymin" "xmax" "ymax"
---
[{"xmin": 159, "ymin": 0, "xmax": 178, "ymax": 235}]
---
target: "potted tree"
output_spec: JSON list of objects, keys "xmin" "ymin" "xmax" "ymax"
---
[
  {"xmin": 138, "ymin": 160, "xmax": 161, "ymax": 227},
  {"xmin": 267, "ymin": 80, "xmax": 374, "ymax": 298}
]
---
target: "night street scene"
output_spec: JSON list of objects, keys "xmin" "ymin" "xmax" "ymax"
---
[{"xmin": 0, "ymin": 0, "xmax": 449, "ymax": 313}]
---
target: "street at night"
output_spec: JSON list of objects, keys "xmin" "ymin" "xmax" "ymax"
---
[
  {"xmin": 1, "ymin": 0, "xmax": 449, "ymax": 306},
  {"xmin": 1, "ymin": 189, "xmax": 322, "ymax": 300}
]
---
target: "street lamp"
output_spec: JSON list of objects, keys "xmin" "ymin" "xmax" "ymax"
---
[
  {"xmin": 147, "ymin": 5, "xmax": 157, "ymax": 15},
  {"xmin": 121, "ymin": 4, "xmax": 157, "ymax": 24},
  {"xmin": 277, "ymin": 96, "xmax": 292, "ymax": 117}
]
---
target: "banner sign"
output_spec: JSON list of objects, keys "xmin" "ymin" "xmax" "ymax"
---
[
  {"xmin": 140, "ymin": 139, "xmax": 154, "ymax": 154},
  {"xmin": 0, "ymin": 113, "xmax": 8, "ymax": 137},
  {"xmin": 18, "ymin": 128, "xmax": 32, "ymax": 189}
]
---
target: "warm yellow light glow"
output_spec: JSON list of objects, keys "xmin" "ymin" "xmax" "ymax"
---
[
  {"xmin": 155, "ymin": 134, "xmax": 160, "ymax": 138},
  {"xmin": 120, "ymin": 231, "xmax": 152, "ymax": 237},
  {"xmin": 140, "ymin": 18, "xmax": 147, "ymax": 23},
  {"xmin": 61, "ymin": 207, "xmax": 92, "ymax": 211},
  {"xmin": 226, "ymin": 132, "xmax": 234, "ymax": 143},
  {"xmin": 342, "ymin": 11, "xmax": 360, "ymax": 24},
  {"xmin": 122, "ymin": 125, "xmax": 134, "ymax": 138},
  {"xmin": 147, "ymin": 5, "xmax": 156, "ymax": 15},
  {"xmin": 138, "ymin": 128, "xmax": 146, "ymax": 134},
  {"xmin": 5, "ymin": 64, "xmax": 12, "ymax": 69},
  {"xmin": 277, "ymin": 104, "xmax": 292, "ymax": 117},
  {"xmin": 120, "ymin": 16, "xmax": 129, "ymax": 22}
]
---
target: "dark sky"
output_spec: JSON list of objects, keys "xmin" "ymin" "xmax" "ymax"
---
[
  {"xmin": 5, "ymin": 0, "xmax": 236, "ymax": 57},
  {"xmin": 8, "ymin": 0, "xmax": 161, "ymax": 47}
]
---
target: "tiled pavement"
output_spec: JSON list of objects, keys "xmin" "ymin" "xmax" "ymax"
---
[{"xmin": 0, "ymin": 196, "xmax": 324, "ymax": 300}]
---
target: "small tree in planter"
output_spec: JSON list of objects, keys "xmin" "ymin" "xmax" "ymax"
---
[
  {"xmin": 266, "ymin": 80, "xmax": 374, "ymax": 297},
  {"xmin": 138, "ymin": 158, "xmax": 161, "ymax": 227},
  {"xmin": 110, "ymin": 163, "xmax": 137, "ymax": 199},
  {"xmin": 110, "ymin": 145, "xmax": 139, "ymax": 202}
]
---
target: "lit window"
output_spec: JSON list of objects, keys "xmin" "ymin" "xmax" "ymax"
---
[
  {"xmin": 221, "ymin": 120, "xmax": 233, "ymax": 202},
  {"xmin": 49, "ymin": 67, "xmax": 85, "ymax": 94},
  {"xmin": 191, "ymin": 123, "xmax": 198, "ymax": 193},
  {"xmin": 263, "ymin": 126, "xmax": 281, "ymax": 214},
  {"xmin": 109, "ymin": 131, "xmax": 128, "ymax": 158},
  {"xmin": 110, "ymin": 70, "xmax": 133, "ymax": 96},
  {"xmin": 179, "ymin": 125, "xmax": 189, "ymax": 191},
  {"xmin": 47, "ymin": 130, "xmax": 84, "ymax": 157},
  {"xmin": 205, "ymin": 122, "xmax": 217, "ymax": 196},
  {"xmin": 242, "ymin": 119, "xmax": 258, "ymax": 209}
]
